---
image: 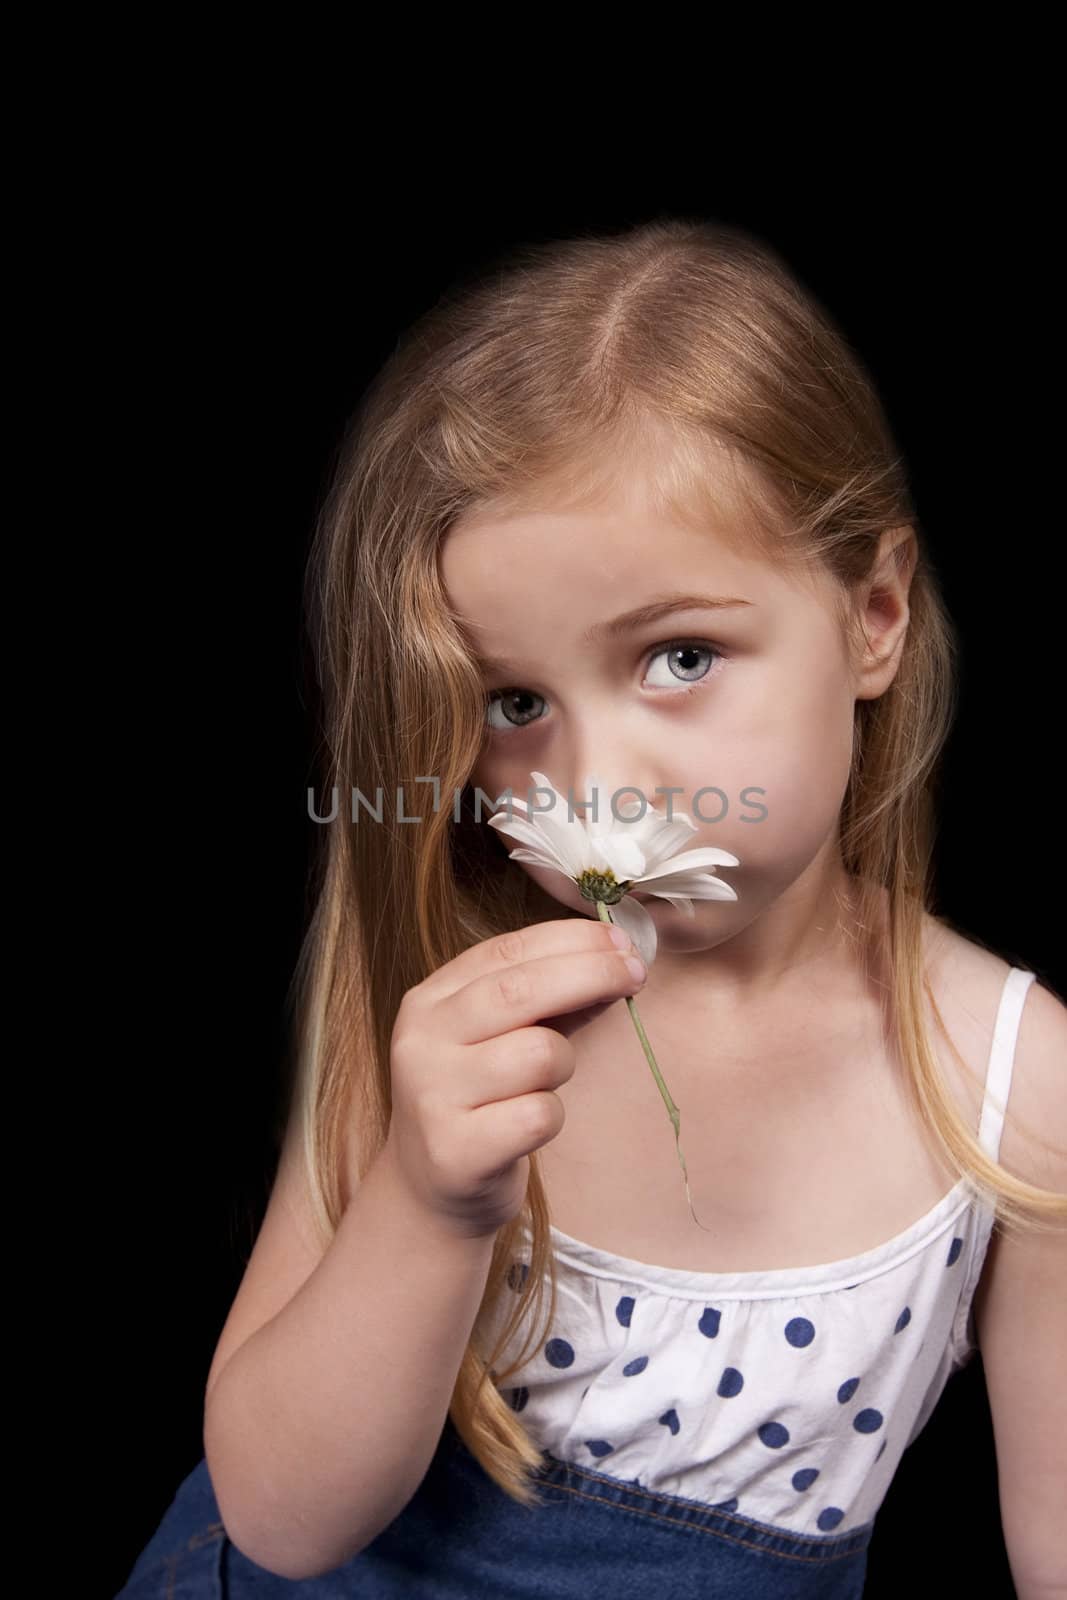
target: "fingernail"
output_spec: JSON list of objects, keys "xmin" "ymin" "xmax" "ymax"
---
[
  {"xmin": 624, "ymin": 954, "xmax": 647, "ymax": 983},
  {"xmin": 608, "ymin": 927, "xmax": 633, "ymax": 950}
]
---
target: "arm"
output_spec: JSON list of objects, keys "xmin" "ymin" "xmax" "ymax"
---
[
  {"xmin": 973, "ymin": 979, "xmax": 1067, "ymax": 1599},
  {"xmin": 203, "ymin": 1143, "xmax": 498, "ymax": 1581}
]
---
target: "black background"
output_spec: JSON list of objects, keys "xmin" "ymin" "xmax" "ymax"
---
[{"xmin": 90, "ymin": 153, "xmax": 1062, "ymax": 1600}]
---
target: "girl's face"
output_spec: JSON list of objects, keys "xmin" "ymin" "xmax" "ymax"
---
[{"xmin": 440, "ymin": 469, "xmax": 876, "ymax": 983}]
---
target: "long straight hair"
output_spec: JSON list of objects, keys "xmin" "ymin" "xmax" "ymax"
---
[{"xmin": 288, "ymin": 217, "xmax": 1066, "ymax": 1508}]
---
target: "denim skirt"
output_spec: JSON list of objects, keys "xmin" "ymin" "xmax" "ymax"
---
[{"xmin": 117, "ymin": 1414, "xmax": 873, "ymax": 1598}]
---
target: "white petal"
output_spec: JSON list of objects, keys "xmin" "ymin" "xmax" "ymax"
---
[
  {"xmin": 509, "ymin": 772, "xmax": 589, "ymax": 875},
  {"xmin": 487, "ymin": 811, "xmax": 543, "ymax": 844},
  {"xmin": 637, "ymin": 868, "xmax": 739, "ymax": 906},
  {"xmin": 487, "ymin": 814, "xmax": 572, "ymax": 872},
  {"xmin": 635, "ymin": 847, "xmax": 740, "ymax": 885},
  {"xmin": 608, "ymin": 895, "xmax": 658, "ymax": 969},
  {"xmin": 579, "ymin": 770, "xmax": 617, "ymax": 840},
  {"xmin": 504, "ymin": 848, "xmax": 576, "ymax": 875},
  {"xmin": 667, "ymin": 876, "xmax": 739, "ymax": 902},
  {"xmin": 492, "ymin": 794, "xmax": 533, "ymax": 816},
  {"xmin": 629, "ymin": 812, "xmax": 702, "ymax": 870},
  {"xmin": 525, "ymin": 769, "xmax": 643, "ymax": 880},
  {"xmin": 593, "ymin": 833, "xmax": 648, "ymax": 882}
]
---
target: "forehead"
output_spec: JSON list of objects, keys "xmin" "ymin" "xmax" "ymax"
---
[
  {"xmin": 441, "ymin": 493, "xmax": 763, "ymax": 613},
  {"xmin": 447, "ymin": 431, "xmax": 750, "ymax": 571},
  {"xmin": 439, "ymin": 436, "xmax": 819, "ymax": 628}
]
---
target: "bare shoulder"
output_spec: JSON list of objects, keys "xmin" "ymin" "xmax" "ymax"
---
[
  {"xmin": 950, "ymin": 930, "xmax": 1067, "ymax": 1590},
  {"xmin": 920, "ymin": 913, "xmax": 1065, "ymax": 1176},
  {"xmin": 977, "ymin": 946, "xmax": 1067, "ymax": 1192},
  {"xmin": 921, "ymin": 911, "xmax": 1015, "ymax": 1046}
]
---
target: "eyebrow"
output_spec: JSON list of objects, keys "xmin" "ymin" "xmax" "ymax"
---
[{"xmin": 475, "ymin": 592, "xmax": 754, "ymax": 674}]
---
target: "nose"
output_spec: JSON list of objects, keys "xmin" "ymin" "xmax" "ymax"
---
[
  {"xmin": 567, "ymin": 766, "xmax": 657, "ymax": 828},
  {"xmin": 553, "ymin": 716, "xmax": 664, "ymax": 828}
]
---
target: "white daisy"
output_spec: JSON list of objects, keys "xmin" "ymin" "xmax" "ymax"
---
[{"xmin": 487, "ymin": 769, "xmax": 740, "ymax": 970}]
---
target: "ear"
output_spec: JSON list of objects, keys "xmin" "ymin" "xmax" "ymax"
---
[{"xmin": 852, "ymin": 525, "xmax": 918, "ymax": 702}]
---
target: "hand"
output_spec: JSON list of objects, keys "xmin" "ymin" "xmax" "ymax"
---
[{"xmin": 383, "ymin": 917, "xmax": 647, "ymax": 1239}]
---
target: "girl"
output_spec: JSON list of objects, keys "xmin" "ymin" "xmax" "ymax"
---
[{"xmin": 119, "ymin": 218, "xmax": 1067, "ymax": 1598}]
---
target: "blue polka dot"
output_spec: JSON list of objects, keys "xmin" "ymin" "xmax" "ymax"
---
[
  {"xmin": 712, "ymin": 1497, "xmax": 739, "ymax": 1512},
  {"xmin": 659, "ymin": 1408, "xmax": 680, "ymax": 1436},
  {"xmin": 717, "ymin": 1367, "xmax": 744, "ymax": 1398},
  {"xmin": 586, "ymin": 1439, "xmax": 614, "ymax": 1458},
  {"xmin": 508, "ymin": 1386, "xmax": 529, "ymax": 1413},
  {"xmin": 876, "ymin": 1438, "xmax": 887, "ymax": 1461},
  {"xmin": 622, "ymin": 1355, "xmax": 649, "ymax": 1377},
  {"xmin": 844, "ymin": 1283, "xmax": 859, "ymax": 1291},
  {"xmin": 581, "ymin": 1386, "xmax": 589, "ymax": 1400},
  {"xmin": 817, "ymin": 1507, "xmax": 845, "ymax": 1531},
  {"xmin": 854, "ymin": 1408, "xmax": 883, "ymax": 1434},
  {"xmin": 616, "ymin": 1295, "xmax": 635, "ymax": 1328},
  {"xmin": 947, "ymin": 1237, "xmax": 963, "ymax": 1266},
  {"xmin": 792, "ymin": 1468, "xmax": 820, "ymax": 1491},
  {"xmin": 699, "ymin": 1306, "xmax": 722, "ymax": 1339},
  {"xmin": 894, "ymin": 1307, "xmax": 912, "ymax": 1334},
  {"xmin": 758, "ymin": 1422, "xmax": 790, "ymax": 1449},
  {"xmin": 507, "ymin": 1261, "xmax": 529, "ymax": 1292},
  {"xmin": 785, "ymin": 1316, "xmax": 815, "ymax": 1348},
  {"xmin": 837, "ymin": 1378, "xmax": 860, "ymax": 1403},
  {"xmin": 545, "ymin": 1338, "xmax": 575, "ymax": 1368}
]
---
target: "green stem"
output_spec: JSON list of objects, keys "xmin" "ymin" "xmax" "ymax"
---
[{"xmin": 595, "ymin": 899, "xmax": 713, "ymax": 1232}]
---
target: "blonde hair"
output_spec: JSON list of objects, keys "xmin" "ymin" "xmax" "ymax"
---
[{"xmin": 287, "ymin": 216, "xmax": 1067, "ymax": 1510}]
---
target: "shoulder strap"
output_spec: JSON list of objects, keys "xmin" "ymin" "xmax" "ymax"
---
[{"xmin": 977, "ymin": 968, "xmax": 1038, "ymax": 1162}]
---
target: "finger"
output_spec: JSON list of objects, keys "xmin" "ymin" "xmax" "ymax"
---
[
  {"xmin": 421, "ymin": 915, "xmax": 632, "ymax": 1004},
  {"xmin": 442, "ymin": 947, "xmax": 645, "ymax": 1047}
]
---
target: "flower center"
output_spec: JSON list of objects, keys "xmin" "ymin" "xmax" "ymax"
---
[{"xmin": 576, "ymin": 868, "xmax": 633, "ymax": 906}]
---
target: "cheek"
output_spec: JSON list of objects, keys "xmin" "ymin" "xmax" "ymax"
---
[
  {"xmin": 757, "ymin": 756, "xmax": 848, "ymax": 858},
  {"xmin": 468, "ymin": 751, "xmax": 509, "ymax": 810},
  {"xmin": 736, "ymin": 699, "xmax": 853, "ymax": 861},
  {"xmin": 471, "ymin": 737, "xmax": 521, "ymax": 790},
  {"xmin": 675, "ymin": 684, "xmax": 852, "ymax": 863}
]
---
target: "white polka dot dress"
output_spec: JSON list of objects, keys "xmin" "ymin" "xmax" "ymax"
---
[{"xmin": 481, "ymin": 967, "xmax": 1036, "ymax": 1541}]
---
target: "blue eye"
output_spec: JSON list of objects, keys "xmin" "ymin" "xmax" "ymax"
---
[
  {"xmin": 483, "ymin": 640, "xmax": 721, "ymax": 732},
  {"xmin": 485, "ymin": 687, "xmax": 547, "ymax": 731},
  {"xmin": 644, "ymin": 641, "xmax": 720, "ymax": 689}
]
